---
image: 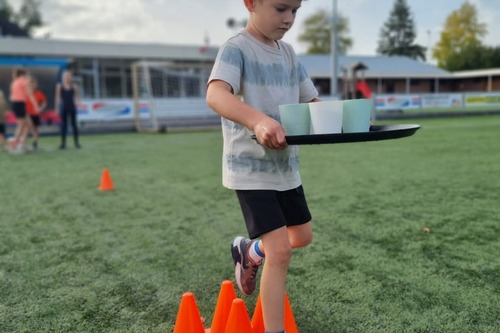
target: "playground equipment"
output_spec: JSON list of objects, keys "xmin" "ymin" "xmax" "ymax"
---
[{"xmin": 342, "ymin": 61, "xmax": 372, "ymax": 99}]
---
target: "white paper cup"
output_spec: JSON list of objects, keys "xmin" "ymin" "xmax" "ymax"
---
[
  {"xmin": 342, "ymin": 99, "xmax": 373, "ymax": 133},
  {"xmin": 309, "ymin": 100, "xmax": 343, "ymax": 134},
  {"xmin": 279, "ymin": 103, "xmax": 310, "ymax": 136}
]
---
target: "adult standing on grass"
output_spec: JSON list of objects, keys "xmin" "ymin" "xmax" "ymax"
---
[
  {"xmin": 9, "ymin": 68, "xmax": 39, "ymax": 154},
  {"xmin": 25, "ymin": 75, "xmax": 47, "ymax": 151},
  {"xmin": 55, "ymin": 70, "xmax": 81, "ymax": 149},
  {"xmin": 206, "ymin": 1, "xmax": 319, "ymax": 332}
]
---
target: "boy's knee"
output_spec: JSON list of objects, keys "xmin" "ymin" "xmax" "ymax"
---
[
  {"xmin": 289, "ymin": 229, "xmax": 313, "ymax": 249},
  {"xmin": 267, "ymin": 244, "xmax": 292, "ymax": 267},
  {"xmin": 293, "ymin": 233, "xmax": 313, "ymax": 248}
]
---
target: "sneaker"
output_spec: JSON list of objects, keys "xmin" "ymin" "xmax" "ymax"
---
[
  {"xmin": 231, "ymin": 236, "xmax": 261, "ymax": 296},
  {"xmin": 8, "ymin": 145, "xmax": 25, "ymax": 155}
]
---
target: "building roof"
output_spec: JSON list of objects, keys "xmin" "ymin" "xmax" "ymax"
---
[
  {"xmin": 298, "ymin": 54, "xmax": 452, "ymax": 79},
  {"xmin": 0, "ymin": 36, "xmax": 218, "ymax": 61},
  {"xmin": 451, "ymin": 68, "xmax": 500, "ymax": 78}
]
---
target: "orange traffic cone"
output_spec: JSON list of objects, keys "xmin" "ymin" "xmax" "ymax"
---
[
  {"xmin": 208, "ymin": 280, "xmax": 237, "ymax": 333},
  {"xmin": 173, "ymin": 292, "xmax": 206, "ymax": 333},
  {"xmin": 224, "ymin": 299, "xmax": 253, "ymax": 333},
  {"xmin": 251, "ymin": 294, "xmax": 265, "ymax": 333},
  {"xmin": 98, "ymin": 169, "xmax": 114, "ymax": 191},
  {"xmin": 284, "ymin": 293, "xmax": 299, "ymax": 333},
  {"xmin": 251, "ymin": 293, "xmax": 299, "ymax": 333}
]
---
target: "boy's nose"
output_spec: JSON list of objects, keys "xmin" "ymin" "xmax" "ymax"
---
[{"xmin": 283, "ymin": 11, "xmax": 295, "ymax": 24}]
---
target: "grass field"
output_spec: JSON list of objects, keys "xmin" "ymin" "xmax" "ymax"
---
[{"xmin": 1, "ymin": 116, "xmax": 499, "ymax": 333}]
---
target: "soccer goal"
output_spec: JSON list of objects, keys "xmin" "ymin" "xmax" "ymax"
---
[{"xmin": 131, "ymin": 61, "xmax": 219, "ymax": 132}]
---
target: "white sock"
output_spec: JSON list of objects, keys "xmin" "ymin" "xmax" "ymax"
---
[{"xmin": 249, "ymin": 240, "xmax": 265, "ymax": 264}]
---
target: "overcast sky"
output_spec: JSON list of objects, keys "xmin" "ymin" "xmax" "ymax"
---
[{"xmin": 9, "ymin": 0, "xmax": 500, "ymax": 58}]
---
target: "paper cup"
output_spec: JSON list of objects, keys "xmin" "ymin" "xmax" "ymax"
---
[
  {"xmin": 342, "ymin": 99, "xmax": 373, "ymax": 133},
  {"xmin": 309, "ymin": 100, "xmax": 343, "ymax": 134},
  {"xmin": 278, "ymin": 103, "xmax": 310, "ymax": 136}
]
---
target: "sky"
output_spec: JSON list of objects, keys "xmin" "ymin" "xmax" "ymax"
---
[{"xmin": 9, "ymin": 0, "xmax": 500, "ymax": 58}]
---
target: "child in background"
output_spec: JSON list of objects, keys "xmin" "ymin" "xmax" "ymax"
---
[
  {"xmin": 25, "ymin": 76, "xmax": 47, "ymax": 150},
  {"xmin": 206, "ymin": 1, "xmax": 319, "ymax": 332}
]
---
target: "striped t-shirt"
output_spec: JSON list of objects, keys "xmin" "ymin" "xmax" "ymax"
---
[{"xmin": 208, "ymin": 30, "xmax": 318, "ymax": 191}]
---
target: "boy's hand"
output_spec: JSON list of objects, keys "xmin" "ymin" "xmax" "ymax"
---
[{"xmin": 254, "ymin": 117, "xmax": 287, "ymax": 150}]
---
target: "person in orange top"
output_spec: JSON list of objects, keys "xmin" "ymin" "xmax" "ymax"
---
[
  {"xmin": 25, "ymin": 76, "xmax": 47, "ymax": 150},
  {"xmin": 9, "ymin": 68, "xmax": 39, "ymax": 153}
]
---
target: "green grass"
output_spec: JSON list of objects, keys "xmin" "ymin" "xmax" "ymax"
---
[{"xmin": 1, "ymin": 116, "xmax": 499, "ymax": 332}]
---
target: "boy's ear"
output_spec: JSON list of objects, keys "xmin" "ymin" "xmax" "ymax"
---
[{"xmin": 243, "ymin": 0, "xmax": 256, "ymax": 12}]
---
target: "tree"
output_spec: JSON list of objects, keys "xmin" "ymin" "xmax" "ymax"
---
[
  {"xmin": 0, "ymin": 0, "xmax": 14, "ymax": 19},
  {"xmin": 0, "ymin": 0, "xmax": 43, "ymax": 36},
  {"xmin": 15, "ymin": 0, "xmax": 43, "ymax": 35},
  {"xmin": 445, "ymin": 44, "xmax": 500, "ymax": 71},
  {"xmin": 298, "ymin": 9, "xmax": 352, "ymax": 55},
  {"xmin": 432, "ymin": 1, "xmax": 487, "ymax": 70},
  {"xmin": 377, "ymin": 0, "xmax": 426, "ymax": 61}
]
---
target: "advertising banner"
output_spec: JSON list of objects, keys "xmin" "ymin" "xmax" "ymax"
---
[
  {"xmin": 421, "ymin": 94, "xmax": 463, "ymax": 108},
  {"xmin": 77, "ymin": 100, "xmax": 150, "ymax": 121},
  {"xmin": 464, "ymin": 93, "xmax": 500, "ymax": 106},
  {"xmin": 375, "ymin": 95, "xmax": 421, "ymax": 110}
]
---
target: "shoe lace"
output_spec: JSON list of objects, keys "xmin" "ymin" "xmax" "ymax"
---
[{"xmin": 249, "ymin": 263, "xmax": 259, "ymax": 280}]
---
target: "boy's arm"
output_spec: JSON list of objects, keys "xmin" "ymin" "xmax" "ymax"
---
[{"xmin": 206, "ymin": 80, "xmax": 287, "ymax": 150}]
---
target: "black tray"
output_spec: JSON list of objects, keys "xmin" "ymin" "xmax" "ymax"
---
[{"xmin": 252, "ymin": 124, "xmax": 421, "ymax": 145}]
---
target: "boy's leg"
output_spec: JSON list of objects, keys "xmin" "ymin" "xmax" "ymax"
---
[
  {"xmin": 259, "ymin": 226, "xmax": 291, "ymax": 333},
  {"xmin": 287, "ymin": 221, "xmax": 313, "ymax": 249}
]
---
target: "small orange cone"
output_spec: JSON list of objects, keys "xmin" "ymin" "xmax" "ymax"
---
[
  {"xmin": 251, "ymin": 293, "xmax": 299, "ymax": 333},
  {"xmin": 173, "ymin": 292, "xmax": 206, "ymax": 333},
  {"xmin": 251, "ymin": 294, "xmax": 265, "ymax": 333},
  {"xmin": 98, "ymin": 169, "xmax": 114, "ymax": 191},
  {"xmin": 208, "ymin": 280, "xmax": 237, "ymax": 333},
  {"xmin": 224, "ymin": 299, "xmax": 253, "ymax": 333},
  {"xmin": 284, "ymin": 293, "xmax": 299, "ymax": 333}
]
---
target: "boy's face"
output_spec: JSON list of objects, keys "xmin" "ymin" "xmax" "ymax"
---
[{"xmin": 246, "ymin": 0, "xmax": 302, "ymax": 45}]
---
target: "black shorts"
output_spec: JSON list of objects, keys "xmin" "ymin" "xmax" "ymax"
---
[
  {"xmin": 0, "ymin": 123, "xmax": 5, "ymax": 134},
  {"xmin": 236, "ymin": 185, "xmax": 312, "ymax": 239},
  {"xmin": 12, "ymin": 102, "xmax": 26, "ymax": 118},
  {"xmin": 30, "ymin": 115, "xmax": 41, "ymax": 127}
]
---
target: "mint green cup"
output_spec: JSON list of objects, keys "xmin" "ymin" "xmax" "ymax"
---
[
  {"xmin": 279, "ymin": 103, "xmax": 311, "ymax": 136},
  {"xmin": 342, "ymin": 99, "xmax": 373, "ymax": 133}
]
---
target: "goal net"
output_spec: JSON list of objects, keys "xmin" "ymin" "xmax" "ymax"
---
[{"xmin": 131, "ymin": 61, "xmax": 219, "ymax": 132}]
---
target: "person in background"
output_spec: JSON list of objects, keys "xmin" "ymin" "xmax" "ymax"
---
[
  {"xmin": 0, "ymin": 89, "xmax": 7, "ymax": 151},
  {"xmin": 9, "ymin": 68, "xmax": 39, "ymax": 154},
  {"xmin": 206, "ymin": 1, "xmax": 319, "ymax": 332},
  {"xmin": 25, "ymin": 75, "xmax": 47, "ymax": 150},
  {"xmin": 55, "ymin": 70, "xmax": 81, "ymax": 149}
]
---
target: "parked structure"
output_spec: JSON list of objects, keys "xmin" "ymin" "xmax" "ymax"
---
[{"xmin": 2, "ymin": 37, "xmax": 500, "ymax": 101}]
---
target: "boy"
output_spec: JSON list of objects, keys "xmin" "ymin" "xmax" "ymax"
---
[
  {"xmin": 25, "ymin": 76, "xmax": 47, "ymax": 150},
  {"xmin": 206, "ymin": 1, "xmax": 318, "ymax": 332}
]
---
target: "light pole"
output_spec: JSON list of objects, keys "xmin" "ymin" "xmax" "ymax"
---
[{"xmin": 330, "ymin": 0, "xmax": 339, "ymax": 98}]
